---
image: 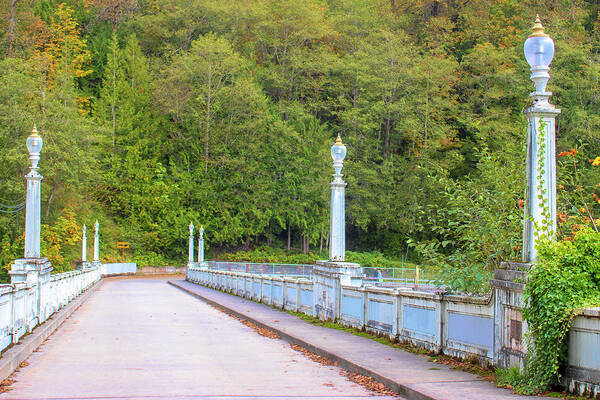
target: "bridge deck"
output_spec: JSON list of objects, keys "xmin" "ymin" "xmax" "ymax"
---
[{"xmin": 0, "ymin": 277, "xmax": 398, "ymax": 400}]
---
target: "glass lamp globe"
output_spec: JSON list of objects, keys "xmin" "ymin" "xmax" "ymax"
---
[
  {"xmin": 524, "ymin": 16, "xmax": 554, "ymax": 68},
  {"xmin": 331, "ymin": 135, "xmax": 347, "ymax": 163},
  {"xmin": 26, "ymin": 126, "xmax": 43, "ymax": 155}
]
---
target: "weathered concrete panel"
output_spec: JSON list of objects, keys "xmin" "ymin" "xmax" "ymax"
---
[
  {"xmin": 262, "ymin": 280, "xmax": 272, "ymax": 305},
  {"xmin": 285, "ymin": 284, "xmax": 298, "ymax": 311},
  {"xmin": 447, "ymin": 312, "xmax": 494, "ymax": 358},
  {"xmin": 341, "ymin": 288, "xmax": 363, "ymax": 327},
  {"xmin": 299, "ymin": 286, "xmax": 313, "ymax": 315},
  {"xmin": 403, "ymin": 304, "xmax": 436, "ymax": 336},
  {"xmin": 272, "ymin": 280, "xmax": 284, "ymax": 308},
  {"xmin": 366, "ymin": 290, "xmax": 395, "ymax": 337},
  {"xmin": 565, "ymin": 308, "xmax": 600, "ymax": 396}
]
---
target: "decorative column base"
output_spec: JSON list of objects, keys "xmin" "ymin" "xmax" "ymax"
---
[
  {"xmin": 313, "ymin": 260, "xmax": 363, "ymax": 321},
  {"xmin": 76, "ymin": 261, "xmax": 93, "ymax": 270},
  {"xmin": 10, "ymin": 258, "xmax": 53, "ymax": 284},
  {"xmin": 490, "ymin": 261, "xmax": 531, "ymax": 370},
  {"xmin": 10, "ymin": 258, "xmax": 53, "ymax": 328}
]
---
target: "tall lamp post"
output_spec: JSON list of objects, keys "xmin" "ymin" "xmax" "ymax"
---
[
  {"xmin": 10, "ymin": 126, "xmax": 53, "ymax": 286},
  {"xmin": 82, "ymin": 225, "xmax": 87, "ymax": 263},
  {"xmin": 188, "ymin": 222, "xmax": 195, "ymax": 265},
  {"xmin": 198, "ymin": 226, "xmax": 205, "ymax": 266},
  {"xmin": 24, "ymin": 126, "xmax": 43, "ymax": 258},
  {"xmin": 329, "ymin": 135, "xmax": 347, "ymax": 261},
  {"xmin": 522, "ymin": 15, "xmax": 560, "ymax": 263},
  {"xmin": 93, "ymin": 220, "xmax": 100, "ymax": 265}
]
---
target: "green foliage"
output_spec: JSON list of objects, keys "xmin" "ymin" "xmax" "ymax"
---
[
  {"xmin": 216, "ymin": 247, "xmax": 406, "ymax": 269},
  {"xmin": 495, "ymin": 366, "xmax": 524, "ymax": 388},
  {"xmin": 1, "ymin": 0, "xmax": 600, "ymax": 285},
  {"xmin": 409, "ymin": 147, "xmax": 523, "ymax": 294},
  {"xmin": 218, "ymin": 247, "xmax": 325, "ymax": 265},
  {"xmin": 514, "ymin": 230, "xmax": 600, "ymax": 394}
]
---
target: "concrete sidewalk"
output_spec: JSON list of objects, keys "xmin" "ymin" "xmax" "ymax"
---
[{"xmin": 170, "ymin": 279, "xmax": 551, "ymax": 400}]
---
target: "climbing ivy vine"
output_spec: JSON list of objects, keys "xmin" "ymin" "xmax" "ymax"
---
[
  {"xmin": 505, "ymin": 120, "xmax": 600, "ymax": 394},
  {"xmin": 518, "ymin": 229, "xmax": 600, "ymax": 394}
]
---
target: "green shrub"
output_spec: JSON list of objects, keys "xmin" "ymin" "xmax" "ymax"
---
[
  {"xmin": 216, "ymin": 247, "xmax": 410, "ymax": 269},
  {"xmin": 516, "ymin": 229, "xmax": 600, "ymax": 394}
]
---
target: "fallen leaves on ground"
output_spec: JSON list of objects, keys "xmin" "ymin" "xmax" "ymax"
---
[
  {"xmin": 207, "ymin": 298, "xmax": 399, "ymax": 397},
  {"xmin": 290, "ymin": 343, "xmax": 399, "ymax": 397},
  {"xmin": 240, "ymin": 319, "xmax": 280, "ymax": 339},
  {"xmin": 0, "ymin": 360, "xmax": 29, "ymax": 393},
  {"xmin": 206, "ymin": 302, "xmax": 280, "ymax": 338}
]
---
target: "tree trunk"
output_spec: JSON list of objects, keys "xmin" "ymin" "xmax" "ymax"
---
[
  {"xmin": 383, "ymin": 115, "xmax": 391, "ymax": 159},
  {"xmin": 205, "ymin": 69, "xmax": 212, "ymax": 173},
  {"xmin": 319, "ymin": 227, "xmax": 323, "ymax": 253},
  {"xmin": 111, "ymin": 42, "xmax": 117, "ymax": 146},
  {"xmin": 287, "ymin": 222, "xmax": 291, "ymax": 251},
  {"xmin": 131, "ymin": 44, "xmax": 135, "ymax": 89},
  {"xmin": 46, "ymin": 183, "xmax": 57, "ymax": 217},
  {"xmin": 7, "ymin": 0, "xmax": 18, "ymax": 57},
  {"xmin": 304, "ymin": 235, "xmax": 309, "ymax": 254}
]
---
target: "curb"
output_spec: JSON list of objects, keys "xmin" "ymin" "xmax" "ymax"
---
[
  {"xmin": 0, "ymin": 279, "xmax": 103, "ymax": 383},
  {"xmin": 169, "ymin": 279, "xmax": 435, "ymax": 400}
]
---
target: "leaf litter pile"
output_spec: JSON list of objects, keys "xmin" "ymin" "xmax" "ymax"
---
[
  {"xmin": 0, "ymin": 361, "xmax": 29, "ymax": 393},
  {"xmin": 289, "ymin": 343, "xmax": 398, "ymax": 397},
  {"xmin": 207, "ymin": 301, "xmax": 399, "ymax": 397}
]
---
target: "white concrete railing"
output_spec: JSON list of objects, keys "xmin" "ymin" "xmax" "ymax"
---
[
  {"xmin": 188, "ymin": 265, "xmax": 600, "ymax": 397},
  {"xmin": 186, "ymin": 266, "xmax": 494, "ymax": 362},
  {"xmin": 0, "ymin": 266, "xmax": 101, "ymax": 353}
]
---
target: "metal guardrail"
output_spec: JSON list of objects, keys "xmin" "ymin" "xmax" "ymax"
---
[
  {"xmin": 362, "ymin": 266, "xmax": 437, "ymax": 288},
  {"xmin": 207, "ymin": 261, "xmax": 313, "ymax": 276},
  {"xmin": 206, "ymin": 261, "xmax": 436, "ymax": 288}
]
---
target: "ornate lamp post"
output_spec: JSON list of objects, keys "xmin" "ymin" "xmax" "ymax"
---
[
  {"xmin": 82, "ymin": 225, "xmax": 87, "ymax": 263},
  {"xmin": 198, "ymin": 226, "xmax": 205, "ymax": 266},
  {"xmin": 93, "ymin": 220, "xmax": 100, "ymax": 264},
  {"xmin": 10, "ymin": 126, "xmax": 53, "ymax": 285},
  {"xmin": 329, "ymin": 135, "xmax": 347, "ymax": 261},
  {"xmin": 188, "ymin": 222, "xmax": 194, "ymax": 265},
  {"xmin": 24, "ymin": 126, "xmax": 43, "ymax": 258},
  {"xmin": 522, "ymin": 15, "xmax": 560, "ymax": 263}
]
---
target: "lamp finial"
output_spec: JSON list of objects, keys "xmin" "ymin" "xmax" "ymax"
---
[{"xmin": 530, "ymin": 14, "xmax": 549, "ymax": 38}]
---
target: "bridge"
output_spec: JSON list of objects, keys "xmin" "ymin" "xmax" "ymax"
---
[
  {"xmin": 0, "ymin": 276, "xmax": 402, "ymax": 400},
  {"xmin": 0, "ymin": 262, "xmax": 571, "ymax": 400},
  {"xmin": 1, "ymin": 18, "xmax": 599, "ymax": 399}
]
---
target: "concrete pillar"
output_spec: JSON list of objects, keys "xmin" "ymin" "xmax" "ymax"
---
[{"xmin": 522, "ymin": 104, "xmax": 560, "ymax": 262}]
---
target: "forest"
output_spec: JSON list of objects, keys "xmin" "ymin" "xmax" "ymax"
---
[{"xmin": 0, "ymin": 0, "xmax": 599, "ymax": 290}]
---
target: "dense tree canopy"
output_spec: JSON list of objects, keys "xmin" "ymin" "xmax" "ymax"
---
[{"xmin": 0, "ymin": 0, "xmax": 599, "ymax": 282}]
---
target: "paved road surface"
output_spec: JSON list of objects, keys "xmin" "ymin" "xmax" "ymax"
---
[{"xmin": 1, "ymin": 277, "xmax": 401, "ymax": 400}]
